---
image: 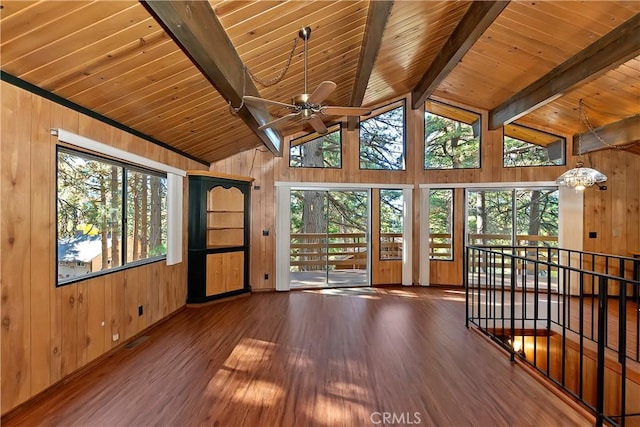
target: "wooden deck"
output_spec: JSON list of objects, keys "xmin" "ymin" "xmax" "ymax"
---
[
  {"xmin": 2, "ymin": 287, "xmax": 591, "ymax": 426},
  {"xmin": 289, "ymin": 269, "xmax": 368, "ymax": 288}
]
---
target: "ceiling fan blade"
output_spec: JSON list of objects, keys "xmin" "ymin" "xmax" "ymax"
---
[
  {"xmin": 308, "ymin": 115, "xmax": 328, "ymax": 135},
  {"xmin": 321, "ymin": 106, "xmax": 372, "ymax": 117},
  {"xmin": 258, "ymin": 112, "xmax": 300, "ymax": 130},
  {"xmin": 307, "ymin": 81, "xmax": 337, "ymax": 105},
  {"xmin": 243, "ymin": 95, "xmax": 296, "ymax": 110}
]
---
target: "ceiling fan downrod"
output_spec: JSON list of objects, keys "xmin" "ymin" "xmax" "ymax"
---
[{"xmin": 298, "ymin": 27, "xmax": 312, "ymax": 95}]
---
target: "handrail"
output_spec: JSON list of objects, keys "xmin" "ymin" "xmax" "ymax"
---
[{"xmin": 465, "ymin": 245, "xmax": 640, "ymax": 427}]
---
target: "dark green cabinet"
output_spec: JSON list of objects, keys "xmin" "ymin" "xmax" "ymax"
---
[{"xmin": 187, "ymin": 172, "xmax": 252, "ymax": 303}]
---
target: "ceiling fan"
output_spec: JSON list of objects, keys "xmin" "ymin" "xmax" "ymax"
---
[{"xmin": 243, "ymin": 27, "xmax": 372, "ymax": 135}]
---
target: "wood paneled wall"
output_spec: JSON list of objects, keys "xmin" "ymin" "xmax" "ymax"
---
[
  {"xmin": 0, "ymin": 82, "xmax": 207, "ymax": 414},
  {"xmin": 212, "ymin": 93, "xmax": 638, "ymax": 289},
  {"xmin": 583, "ymin": 148, "xmax": 640, "ymax": 257}
]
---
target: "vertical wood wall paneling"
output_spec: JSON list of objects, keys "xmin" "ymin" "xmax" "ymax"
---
[
  {"xmin": 60, "ymin": 284, "xmax": 79, "ymax": 377},
  {"xmin": 1, "ymin": 83, "xmax": 32, "ymax": 412},
  {"xmin": 626, "ymin": 152, "xmax": 640, "ymax": 253},
  {"xmin": 137, "ymin": 264, "xmax": 149, "ymax": 332},
  {"xmin": 124, "ymin": 259, "xmax": 139, "ymax": 340},
  {"xmin": 0, "ymin": 81, "xmax": 207, "ymax": 415},
  {"xmin": 371, "ymin": 189, "xmax": 381, "ymax": 284},
  {"xmin": 76, "ymin": 281, "xmax": 89, "ymax": 367},
  {"xmin": 114, "ymin": 271, "xmax": 128, "ymax": 346},
  {"xmin": 29, "ymin": 92, "xmax": 53, "ymax": 396},
  {"xmin": 86, "ymin": 276, "xmax": 106, "ymax": 363},
  {"xmin": 147, "ymin": 263, "xmax": 160, "ymax": 325}
]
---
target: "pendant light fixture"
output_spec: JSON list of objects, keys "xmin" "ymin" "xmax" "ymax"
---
[{"xmin": 556, "ymin": 99, "xmax": 607, "ymax": 191}]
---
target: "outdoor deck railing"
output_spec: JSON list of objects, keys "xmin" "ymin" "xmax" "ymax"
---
[
  {"xmin": 290, "ymin": 232, "xmax": 558, "ymax": 268},
  {"xmin": 290, "ymin": 232, "xmax": 405, "ymax": 270},
  {"xmin": 465, "ymin": 245, "xmax": 640, "ymax": 427}
]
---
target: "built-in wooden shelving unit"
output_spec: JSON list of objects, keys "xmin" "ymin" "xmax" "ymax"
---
[{"xmin": 187, "ymin": 171, "xmax": 253, "ymax": 303}]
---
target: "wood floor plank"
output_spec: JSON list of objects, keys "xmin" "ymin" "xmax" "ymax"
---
[{"xmin": 1, "ymin": 287, "xmax": 591, "ymax": 426}]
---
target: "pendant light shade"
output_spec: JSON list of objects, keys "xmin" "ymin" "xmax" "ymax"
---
[
  {"xmin": 555, "ymin": 160, "xmax": 607, "ymax": 191},
  {"xmin": 556, "ymin": 100, "xmax": 608, "ymax": 191}
]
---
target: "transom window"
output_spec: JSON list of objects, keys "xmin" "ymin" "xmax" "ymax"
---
[
  {"xmin": 57, "ymin": 148, "xmax": 167, "ymax": 285},
  {"xmin": 503, "ymin": 123, "xmax": 566, "ymax": 167},
  {"xmin": 359, "ymin": 100, "xmax": 405, "ymax": 170},
  {"xmin": 290, "ymin": 124, "xmax": 341, "ymax": 168},
  {"xmin": 424, "ymin": 100, "xmax": 480, "ymax": 169}
]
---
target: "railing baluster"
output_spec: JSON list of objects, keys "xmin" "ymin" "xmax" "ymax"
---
[
  {"xmin": 620, "ymin": 267, "xmax": 627, "ymax": 426},
  {"xmin": 510, "ymin": 253, "xmax": 516, "ymax": 363},
  {"xmin": 579, "ymin": 269, "xmax": 584, "ymax": 400},
  {"xmin": 501, "ymin": 251, "xmax": 506, "ymax": 353},
  {"xmin": 464, "ymin": 247, "xmax": 469, "ymax": 328},
  {"xmin": 596, "ymin": 276, "xmax": 607, "ymax": 427},
  {"xmin": 546, "ymin": 261, "xmax": 552, "ymax": 378}
]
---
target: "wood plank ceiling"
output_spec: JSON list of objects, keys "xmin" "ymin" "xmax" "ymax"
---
[{"xmin": 1, "ymin": 0, "xmax": 639, "ymax": 163}]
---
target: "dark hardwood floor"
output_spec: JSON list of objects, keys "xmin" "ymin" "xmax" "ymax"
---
[{"xmin": 2, "ymin": 287, "xmax": 591, "ymax": 426}]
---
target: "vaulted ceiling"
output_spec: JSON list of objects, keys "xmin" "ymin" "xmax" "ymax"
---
[{"xmin": 1, "ymin": 1, "xmax": 639, "ymax": 164}]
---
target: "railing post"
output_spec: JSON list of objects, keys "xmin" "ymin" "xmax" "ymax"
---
[
  {"xmin": 465, "ymin": 246, "xmax": 469, "ymax": 328},
  {"xmin": 595, "ymin": 276, "xmax": 607, "ymax": 427},
  {"xmin": 619, "ymin": 259, "xmax": 627, "ymax": 426},
  {"xmin": 510, "ymin": 253, "xmax": 516, "ymax": 363}
]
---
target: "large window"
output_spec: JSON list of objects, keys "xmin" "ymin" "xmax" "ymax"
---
[
  {"xmin": 466, "ymin": 188, "xmax": 558, "ymax": 247},
  {"xmin": 359, "ymin": 100, "xmax": 405, "ymax": 170},
  {"xmin": 425, "ymin": 100, "xmax": 480, "ymax": 169},
  {"xmin": 57, "ymin": 148, "xmax": 167, "ymax": 285},
  {"xmin": 379, "ymin": 189, "xmax": 403, "ymax": 260},
  {"xmin": 429, "ymin": 189, "xmax": 453, "ymax": 260},
  {"xmin": 503, "ymin": 123, "xmax": 565, "ymax": 167},
  {"xmin": 290, "ymin": 124, "xmax": 341, "ymax": 168}
]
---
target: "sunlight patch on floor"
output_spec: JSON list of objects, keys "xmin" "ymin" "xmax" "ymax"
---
[
  {"xmin": 385, "ymin": 289, "xmax": 420, "ymax": 298},
  {"xmin": 302, "ymin": 287, "xmax": 380, "ymax": 299},
  {"xmin": 205, "ymin": 338, "xmax": 284, "ymax": 407},
  {"xmin": 231, "ymin": 379, "xmax": 284, "ymax": 405}
]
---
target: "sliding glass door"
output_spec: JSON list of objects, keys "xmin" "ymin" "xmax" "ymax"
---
[{"xmin": 289, "ymin": 189, "xmax": 369, "ymax": 288}]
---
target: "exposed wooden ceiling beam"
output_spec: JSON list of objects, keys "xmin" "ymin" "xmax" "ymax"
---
[
  {"xmin": 410, "ymin": 1, "xmax": 509, "ymax": 110},
  {"xmin": 575, "ymin": 115, "xmax": 640, "ymax": 154},
  {"xmin": 142, "ymin": 0, "xmax": 283, "ymax": 156},
  {"xmin": 489, "ymin": 13, "xmax": 640, "ymax": 130},
  {"xmin": 347, "ymin": 0, "xmax": 394, "ymax": 131}
]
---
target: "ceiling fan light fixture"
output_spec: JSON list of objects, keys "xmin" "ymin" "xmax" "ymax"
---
[{"xmin": 242, "ymin": 26, "xmax": 370, "ymax": 133}]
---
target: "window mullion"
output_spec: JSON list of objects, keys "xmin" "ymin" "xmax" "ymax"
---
[{"xmin": 121, "ymin": 167, "xmax": 128, "ymax": 267}]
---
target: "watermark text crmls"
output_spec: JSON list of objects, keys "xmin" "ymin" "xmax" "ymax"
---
[{"xmin": 370, "ymin": 412, "xmax": 422, "ymax": 425}]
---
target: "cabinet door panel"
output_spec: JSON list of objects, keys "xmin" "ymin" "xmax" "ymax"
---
[
  {"xmin": 205, "ymin": 254, "xmax": 225, "ymax": 296},
  {"xmin": 224, "ymin": 252, "xmax": 244, "ymax": 292}
]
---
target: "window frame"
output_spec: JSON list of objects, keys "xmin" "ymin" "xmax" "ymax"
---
[
  {"xmin": 359, "ymin": 99, "xmax": 406, "ymax": 171},
  {"xmin": 289, "ymin": 123, "xmax": 342, "ymax": 169},
  {"xmin": 424, "ymin": 99, "xmax": 481, "ymax": 171},
  {"xmin": 56, "ymin": 146, "xmax": 168, "ymax": 287}
]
